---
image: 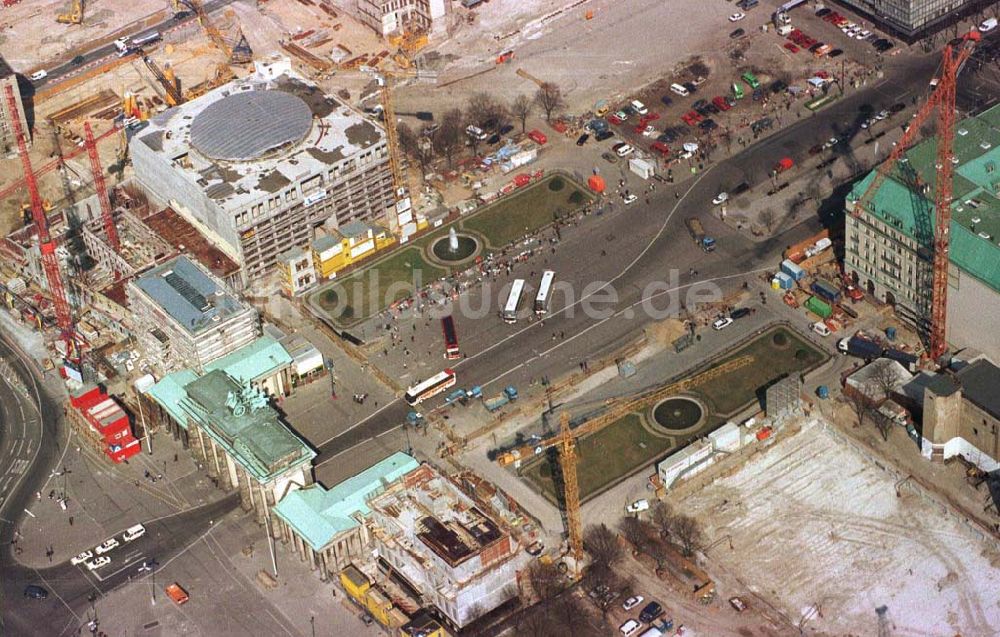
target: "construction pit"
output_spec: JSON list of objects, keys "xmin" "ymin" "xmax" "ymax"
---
[{"xmin": 677, "ymin": 418, "xmax": 1000, "ymax": 636}]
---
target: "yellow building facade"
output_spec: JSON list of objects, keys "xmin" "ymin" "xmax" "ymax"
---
[{"xmin": 313, "ymin": 220, "xmax": 397, "ymax": 280}]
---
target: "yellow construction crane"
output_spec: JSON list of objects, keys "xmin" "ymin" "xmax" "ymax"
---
[
  {"xmin": 56, "ymin": 0, "xmax": 83, "ymax": 24},
  {"xmin": 173, "ymin": 0, "xmax": 252, "ymax": 65},
  {"xmin": 377, "ymin": 69, "xmax": 419, "ymax": 201},
  {"xmin": 140, "ymin": 55, "xmax": 184, "ymax": 107},
  {"xmin": 497, "ymin": 355, "xmax": 755, "ymax": 573}
]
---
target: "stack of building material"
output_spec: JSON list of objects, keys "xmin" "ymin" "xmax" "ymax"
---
[{"xmin": 69, "ymin": 384, "xmax": 142, "ymax": 463}]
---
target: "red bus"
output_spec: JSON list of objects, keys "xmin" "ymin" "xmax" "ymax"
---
[{"xmin": 441, "ymin": 315, "xmax": 460, "ymax": 360}]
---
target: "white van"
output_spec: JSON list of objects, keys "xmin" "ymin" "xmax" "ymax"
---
[
  {"xmin": 619, "ymin": 619, "xmax": 641, "ymax": 636},
  {"xmin": 812, "ymin": 321, "xmax": 831, "ymax": 337},
  {"xmin": 630, "ymin": 100, "xmax": 648, "ymax": 115},
  {"xmin": 122, "ymin": 523, "xmax": 146, "ymax": 542},
  {"xmin": 29, "ymin": 70, "xmax": 48, "ymax": 82},
  {"xmin": 979, "ymin": 17, "xmax": 998, "ymax": 32},
  {"xmin": 465, "ymin": 125, "xmax": 488, "ymax": 141},
  {"xmin": 669, "ymin": 83, "xmax": 689, "ymax": 97},
  {"xmin": 777, "ymin": 24, "xmax": 793, "ymax": 36}
]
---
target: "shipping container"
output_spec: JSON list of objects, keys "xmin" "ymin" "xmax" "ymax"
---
[
  {"xmin": 780, "ymin": 259, "xmax": 805, "ymax": 281},
  {"xmin": 629, "ymin": 157, "xmax": 655, "ymax": 179},
  {"xmin": 773, "ymin": 272, "xmax": 794, "ymax": 289},
  {"xmin": 805, "ymin": 295, "xmax": 832, "ymax": 318},
  {"xmin": 810, "ymin": 279, "xmax": 841, "ymax": 304}
]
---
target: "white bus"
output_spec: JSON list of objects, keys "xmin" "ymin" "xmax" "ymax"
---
[
  {"xmin": 502, "ymin": 279, "xmax": 526, "ymax": 324},
  {"xmin": 404, "ymin": 369, "xmax": 457, "ymax": 405},
  {"xmin": 534, "ymin": 270, "xmax": 555, "ymax": 315}
]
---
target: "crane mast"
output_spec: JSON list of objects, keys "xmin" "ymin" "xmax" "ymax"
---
[
  {"xmin": 84, "ymin": 122, "xmax": 121, "ymax": 256},
  {"xmin": 4, "ymin": 84, "xmax": 76, "ymax": 359}
]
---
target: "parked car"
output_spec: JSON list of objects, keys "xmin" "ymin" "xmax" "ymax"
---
[
  {"xmin": 712, "ymin": 192, "xmax": 728, "ymax": 205},
  {"xmin": 815, "ymin": 7, "xmax": 831, "ymax": 16},
  {"xmin": 596, "ymin": 130, "xmax": 614, "ymax": 141},
  {"xmin": 620, "ymin": 619, "xmax": 641, "ymax": 636},
  {"xmin": 613, "ymin": 142, "xmax": 634, "ymax": 157},
  {"xmin": 730, "ymin": 307, "xmax": 751, "ymax": 319},
  {"xmin": 729, "ymin": 596, "xmax": 748, "ymax": 612},
  {"xmin": 608, "ymin": 113, "xmax": 625, "ymax": 125},
  {"xmin": 731, "ymin": 181, "xmax": 750, "ymax": 195},
  {"xmin": 712, "ymin": 317, "xmax": 734, "ymax": 330},
  {"xmin": 29, "ymin": 70, "xmax": 47, "ymax": 82},
  {"xmin": 71, "ymin": 55, "xmax": 85, "ymax": 65},
  {"xmin": 784, "ymin": 42, "xmax": 799, "ymax": 53},
  {"xmin": 729, "ymin": 28, "xmax": 746, "ymax": 39},
  {"xmin": 86, "ymin": 556, "xmax": 111, "ymax": 571},
  {"xmin": 622, "ymin": 193, "xmax": 638, "ymax": 205},
  {"xmin": 651, "ymin": 141, "xmax": 671, "ymax": 155},
  {"xmin": 576, "ymin": 133, "xmax": 589, "ymax": 146},
  {"xmin": 625, "ymin": 498, "xmax": 649, "ymax": 513},
  {"xmin": 623, "ymin": 595, "xmax": 645, "ymax": 611},
  {"xmin": 526, "ymin": 541, "xmax": 545, "ymax": 556},
  {"xmin": 698, "ymin": 119, "xmax": 717, "ymax": 131},
  {"xmin": 770, "ymin": 80, "xmax": 788, "ymax": 93},
  {"xmin": 95, "ymin": 538, "xmax": 119, "ymax": 555},
  {"xmin": 639, "ymin": 601, "xmax": 664, "ymax": 623},
  {"xmin": 614, "ymin": 110, "xmax": 630, "ymax": 121},
  {"xmin": 828, "ymin": 48, "xmax": 844, "ymax": 58},
  {"xmin": 682, "ymin": 81, "xmax": 698, "ymax": 94},
  {"xmin": 71, "ymin": 550, "xmax": 93, "ymax": 566},
  {"xmin": 602, "ymin": 152, "xmax": 618, "ymax": 163},
  {"xmin": 729, "ymin": 12, "xmax": 745, "ymax": 21},
  {"xmin": 660, "ymin": 94, "xmax": 673, "ymax": 106}
]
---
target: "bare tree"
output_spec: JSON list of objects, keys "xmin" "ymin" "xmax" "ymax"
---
[
  {"xmin": 650, "ymin": 501, "xmax": 674, "ymax": 539},
  {"xmin": 618, "ymin": 517, "xmax": 651, "ymax": 555},
  {"xmin": 433, "ymin": 108, "xmax": 463, "ymax": 167},
  {"xmin": 759, "ymin": 208, "xmax": 777, "ymax": 233},
  {"xmin": 869, "ymin": 359, "xmax": 900, "ymax": 401},
  {"xmin": 511, "ymin": 94, "xmax": 533, "ymax": 134},
  {"xmin": 534, "ymin": 82, "xmax": 566, "ymax": 121},
  {"xmin": 672, "ymin": 514, "xmax": 704, "ymax": 556},
  {"xmin": 524, "ymin": 560, "xmax": 564, "ymax": 602},
  {"xmin": 583, "ymin": 523, "xmax": 623, "ymax": 569},
  {"xmin": 467, "ymin": 92, "xmax": 509, "ymax": 134},
  {"xmin": 847, "ymin": 386, "xmax": 872, "ymax": 429},
  {"xmin": 395, "ymin": 123, "xmax": 428, "ymax": 177}
]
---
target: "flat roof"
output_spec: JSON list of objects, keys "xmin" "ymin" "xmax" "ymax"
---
[
  {"xmin": 956, "ymin": 359, "xmax": 1000, "ymax": 420},
  {"xmin": 272, "ymin": 452, "xmax": 419, "ymax": 550},
  {"xmin": 133, "ymin": 61, "xmax": 385, "ymax": 213},
  {"xmin": 132, "ymin": 255, "xmax": 250, "ymax": 335}
]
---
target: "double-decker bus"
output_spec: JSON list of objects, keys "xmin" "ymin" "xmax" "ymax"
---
[
  {"xmin": 502, "ymin": 279, "xmax": 526, "ymax": 324},
  {"xmin": 441, "ymin": 315, "xmax": 460, "ymax": 360},
  {"xmin": 534, "ymin": 270, "xmax": 555, "ymax": 315},
  {"xmin": 404, "ymin": 369, "xmax": 457, "ymax": 405}
]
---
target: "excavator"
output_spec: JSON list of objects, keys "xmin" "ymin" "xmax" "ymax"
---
[{"xmin": 56, "ymin": 0, "xmax": 83, "ymax": 25}]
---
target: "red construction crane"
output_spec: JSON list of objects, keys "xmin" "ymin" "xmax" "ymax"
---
[
  {"xmin": 83, "ymin": 121, "xmax": 121, "ymax": 255},
  {"xmin": 852, "ymin": 31, "xmax": 980, "ymax": 361},
  {"xmin": 0, "ymin": 124, "xmax": 118, "ymax": 202},
  {"xmin": 4, "ymin": 84, "xmax": 77, "ymax": 359}
]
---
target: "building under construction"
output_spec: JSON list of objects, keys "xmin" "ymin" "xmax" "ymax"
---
[
  {"xmin": 129, "ymin": 55, "xmax": 395, "ymax": 286},
  {"xmin": 350, "ymin": 0, "xmax": 449, "ymax": 39},
  {"xmin": 0, "ymin": 55, "xmax": 29, "ymax": 155},
  {"xmin": 844, "ymin": 103, "xmax": 1000, "ymax": 363}
]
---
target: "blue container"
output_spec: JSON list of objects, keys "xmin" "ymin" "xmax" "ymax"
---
[
  {"xmin": 816, "ymin": 385, "xmax": 829, "ymax": 399},
  {"xmin": 885, "ymin": 326, "xmax": 897, "ymax": 341},
  {"xmin": 780, "ymin": 259, "xmax": 806, "ymax": 281},
  {"xmin": 774, "ymin": 272, "xmax": 794, "ymax": 290}
]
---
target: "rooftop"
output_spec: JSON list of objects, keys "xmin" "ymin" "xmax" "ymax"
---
[
  {"xmin": 849, "ymin": 103, "xmax": 1000, "ymax": 293},
  {"xmin": 132, "ymin": 255, "xmax": 251, "ymax": 335},
  {"xmin": 368, "ymin": 464, "xmax": 508, "ymax": 569},
  {"xmin": 271, "ymin": 452, "xmax": 419, "ymax": 550},
  {"xmin": 956, "ymin": 358, "xmax": 1000, "ymax": 420},
  {"xmin": 133, "ymin": 58, "xmax": 385, "ymax": 213},
  {"xmin": 204, "ymin": 334, "xmax": 291, "ymax": 385}
]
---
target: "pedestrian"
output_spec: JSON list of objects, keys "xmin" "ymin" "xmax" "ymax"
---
[
  {"xmin": 560, "ymin": 331, "xmax": 564, "ymax": 339},
  {"xmin": 675, "ymin": 191, "xmax": 680, "ymax": 199}
]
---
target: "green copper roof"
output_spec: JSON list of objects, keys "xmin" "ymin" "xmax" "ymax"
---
[
  {"xmin": 272, "ymin": 452, "xmax": 419, "ymax": 550},
  {"xmin": 849, "ymin": 103, "xmax": 1000, "ymax": 293},
  {"xmin": 204, "ymin": 334, "xmax": 292, "ymax": 385},
  {"xmin": 145, "ymin": 338, "xmax": 314, "ymax": 483}
]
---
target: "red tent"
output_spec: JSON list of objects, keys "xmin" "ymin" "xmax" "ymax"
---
[
  {"xmin": 513, "ymin": 173, "xmax": 532, "ymax": 187},
  {"xmin": 588, "ymin": 174, "xmax": 606, "ymax": 193},
  {"xmin": 775, "ymin": 157, "xmax": 794, "ymax": 172}
]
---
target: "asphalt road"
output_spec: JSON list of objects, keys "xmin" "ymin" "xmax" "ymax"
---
[
  {"xmin": 26, "ymin": 0, "xmax": 235, "ymax": 90},
  {"xmin": 0, "ymin": 333, "xmax": 241, "ymax": 635},
  {"xmin": 312, "ymin": 47, "xmax": 948, "ymax": 468}
]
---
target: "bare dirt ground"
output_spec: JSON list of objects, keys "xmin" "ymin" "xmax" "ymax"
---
[
  {"xmin": 0, "ymin": 0, "xmax": 167, "ymax": 70},
  {"xmin": 679, "ymin": 418, "xmax": 1000, "ymax": 636}
]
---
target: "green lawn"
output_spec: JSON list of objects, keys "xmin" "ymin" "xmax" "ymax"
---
[
  {"xmin": 312, "ymin": 247, "xmax": 446, "ymax": 324},
  {"xmin": 524, "ymin": 414, "xmax": 674, "ymax": 503},
  {"xmin": 695, "ymin": 326, "xmax": 827, "ymax": 415},
  {"xmin": 462, "ymin": 175, "xmax": 592, "ymax": 248}
]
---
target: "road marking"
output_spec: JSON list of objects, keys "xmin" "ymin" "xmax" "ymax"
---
[{"xmin": 316, "ymin": 171, "xmax": 713, "ymax": 461}]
